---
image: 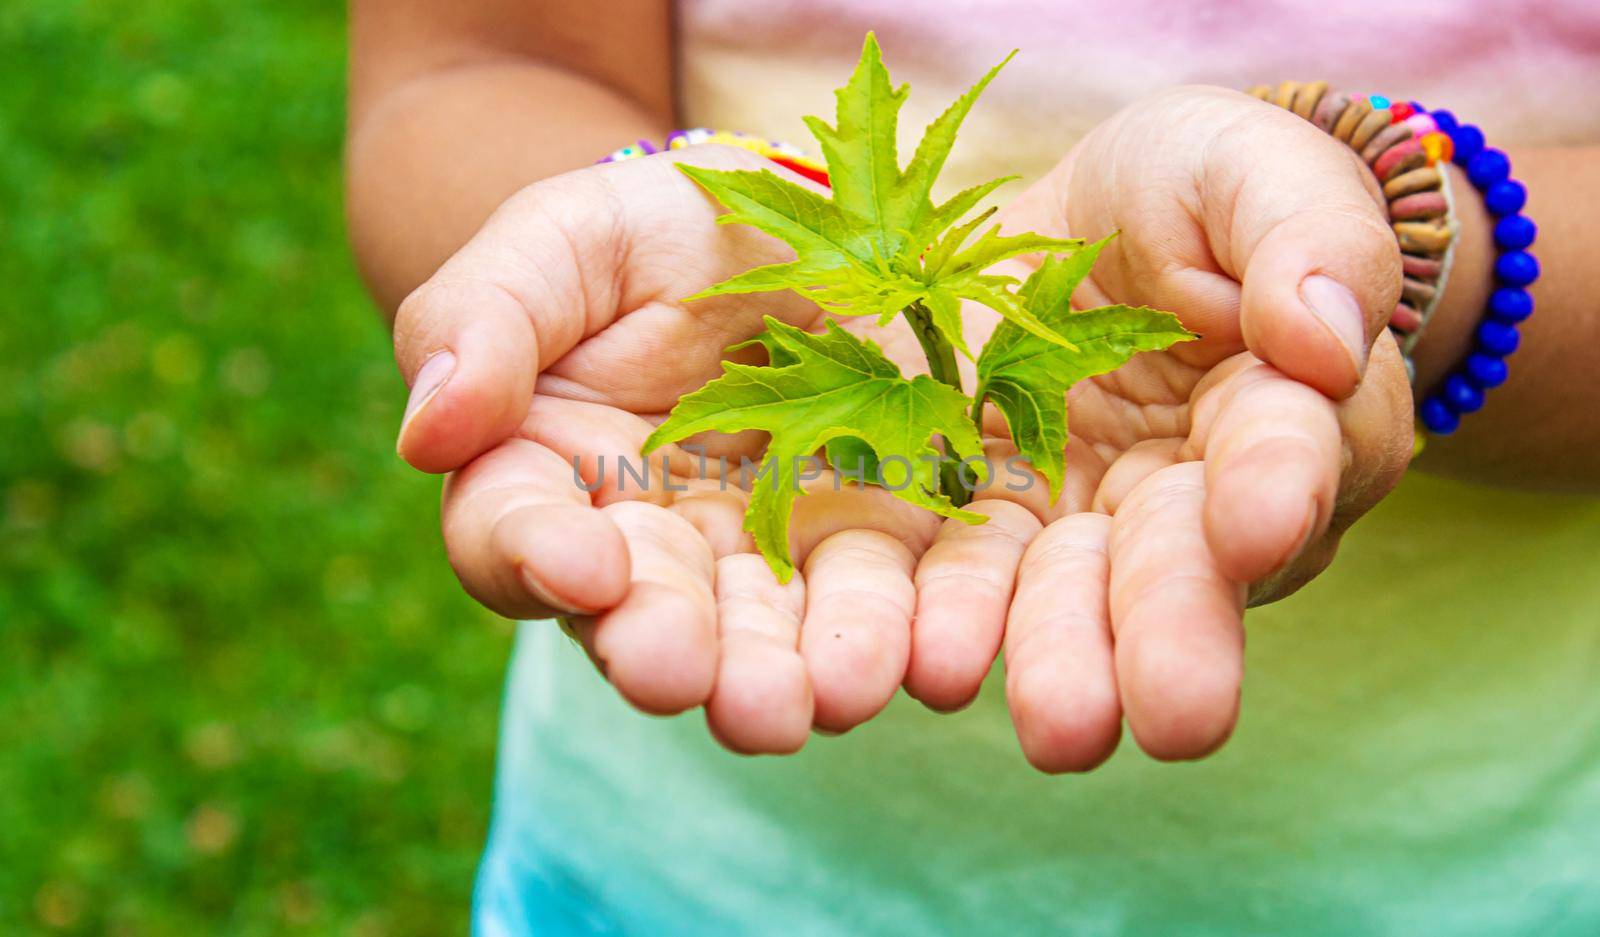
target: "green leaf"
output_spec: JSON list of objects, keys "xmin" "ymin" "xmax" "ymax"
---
[
  {"xmin": 690, "ymin": 259, "xmax": 843, "ymax": 300},
  {"xmin": 923, "ymin": 225, "xmax": 1087, "ymax": 354},
  {"xmin": 894, "ymin": 51, "xmax": 1015, "ymax": 249},
  {"xmin": 675, "ymin": 165, "xmax": 875, "ymax": 298},
  {"xmin": 921, "ymin": 288, "xmax": 971, "ymax": 359},
  {"xmin": 800, "ymin": 33, "xmax": 906, "ymax": 260},
  {"xmin": 942, "ymin": 228, "xmax": 1085, "ymax": 281},
  {"xmin": 643, "ymin": 317, "xmax": 983, "ymax": 581},
  {"xmin": 975, "ymin": 239, "xmax": 1197, "ymax": 499},
  {"xmin": 926, "ymin": 176, "xmax": 1016, "ymax": 239},
  {"xmin": 940, "ymin": 273, "xmax": 1083, "ymax": 355},
  {"xmin": 824, "ymin": 436, "xmax": 884, "ymax": 485},
  {"xmin": 675, "ymin": 35, "xmax": 1102, "ymax": 362},
  {"xmin": 920, "ymin": 215, "xmax": 1086, "ymax": 356},
  {"xmin": 802, "ymin": 34, "xmax": 1011, "ymax": 264},
  {"xmin": 920, "ymin": 206, "xmax": 997, "ymax": 278}
]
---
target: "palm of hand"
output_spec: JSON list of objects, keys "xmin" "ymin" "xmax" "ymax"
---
[{"xmin": 432, "ymin": 151, "xmax": 979, "ymax": 754}]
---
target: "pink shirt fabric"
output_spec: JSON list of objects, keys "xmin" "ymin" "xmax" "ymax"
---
[{"xmin": 679, "ymin": 0, "xmax": 1600, "ymax": 195}]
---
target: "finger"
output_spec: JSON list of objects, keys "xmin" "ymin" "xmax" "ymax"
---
[
  {"xmin": 707, "ymin": 553, "xmax": 812, "ymax": 754},
  {"xmin": 969, "ymin": 435, "xmax": 1106, "ymax": 520},
  {"xmin": 441, "ymin": 438, "xmax": 630, "ymax": 618},
  {"xmin": 1331, "ymin": 332, "xmax": 1415, "ymax": 524},
  {"xmin": 671, "ymin": 486, "xmax": 756, "ymax": 558},
  {"xmin": 569, "ymin": 501, "xmax": 718, "ymax": 715},
  {"xmin": 1089, "ymin": 438, "xmax": 1184, "ymax": 515},
  {"xmin": 799, "ymin": 529, "xmax": 917, "ymax": 733},
  {"xmin": 1004, "ymin": 513, "xmax": 1122, "ymax": 773},
  {"xmin": 905, "ymin": 501, "xmax": 1041, "ymax": 712},
  {"xmin": 395, "ymin": 278, "xmax": 539, "ymax": 474},
  {"xmin": 1222, "ymin": 106, "xmax": 1402, "ymax": 398},
  {"xmin": 526, "ymin": 395, "xmax": 672, "ymax": 507},
  {"xmin": 1249, "ymin": 335, "xmax": 1414, "ymax": 605},
  {"xmin": 1109, "ymin": 462, "xmax": 1246, "ymax": 761},
  {"xmin": 788, "ymin": 481, "xmax": 941, "ymax": 565},
  {"xmin": 998, "ymin": 146, "xmax": 1250, "ymax": 368},
  {"xmin": 1192, "ymin": 364, "xmax": 1342, "ymax": 584}
]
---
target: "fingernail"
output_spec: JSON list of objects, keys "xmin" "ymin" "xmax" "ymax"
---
[
  {"xmin": 521, "ymin": 563, "xmax": 592, "ymax": 615},
  {"xmin": 1287, "ymin": 500, "xmax": 1319, "ymax": 565},
  {"xmin": 1298, "ymin": 275, "xmax": 1367, "ymax": 374},
  {"xmin": 397, "ymin": 350, "xmax": 455, "ymax": 455}
]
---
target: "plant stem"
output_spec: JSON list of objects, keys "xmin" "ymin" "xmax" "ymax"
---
[
  {"xmin": 969, "ymin": 392, "xmax": 987, "ymax": 432},
  {"xmin": 904, "ymin": 301, "xmax": 972, "ymax": 507}
]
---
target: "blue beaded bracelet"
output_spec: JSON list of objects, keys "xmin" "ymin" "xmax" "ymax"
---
[{"xmin": 1414, "ymin": 108, "xmax": 1538, "ymax": 436}]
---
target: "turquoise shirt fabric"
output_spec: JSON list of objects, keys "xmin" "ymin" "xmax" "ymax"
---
[{"xmin": 474, "ymin": 473, "xmax": 1600, "ymax": 934}]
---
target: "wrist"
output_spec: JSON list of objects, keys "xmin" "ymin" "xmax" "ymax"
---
[{"xmin": 1408, "ymin": 162, "xmax": 1494, "ymax": 392}]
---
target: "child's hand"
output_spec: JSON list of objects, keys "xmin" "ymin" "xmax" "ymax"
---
[
  {"xmin": 395, "ymin": 147, "xmax": 992, "ymax": 751},
  {"xmin": 952, "ymin": 87, "xmax": 1416, "ymax": 770}
]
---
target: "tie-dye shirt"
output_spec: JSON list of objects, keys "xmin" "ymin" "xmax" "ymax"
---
[{"xmin": 474, "ymin": 3, "xmax": 1600, "ymax": 934}]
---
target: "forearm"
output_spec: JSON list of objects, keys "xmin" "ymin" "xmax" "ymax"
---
[
  {"xmin": 344, "ymin": 0, "xmax": 672, "ymax": 314},
  {"xmin": 1411, "ymin": 146, "xmax": 1600, "ymax": 490}
]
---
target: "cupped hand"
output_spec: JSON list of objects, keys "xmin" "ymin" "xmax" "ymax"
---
[
  {"xmin": 397, "ymin": 146, "xmax": 1024, "ymax": 753},
  {"xmin": 938, "ymin": 86, "xmax": 1416, "ymax": 771}
]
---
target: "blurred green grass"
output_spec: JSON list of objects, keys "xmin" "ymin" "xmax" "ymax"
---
[{"xmin": 0, "ymin": 2, "xmax": 510, "ymax": 933}]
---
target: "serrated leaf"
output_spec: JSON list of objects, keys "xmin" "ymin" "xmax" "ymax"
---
[
  {"xmin": 802, "ymin": 35, "xmax": 1011, "ymax": 264},
  {"xmin": 676, "ymin": 36, "xmax": 1100, "ymax": 361},
  {"xmin": 942, "ymin": 273, "xmax": 1085, "ymax": 354},
  {"xmin": 923, "ymin": 225, "xmax": 1087, "ymax": 352},
  {"xmin": 942, "ymin": 228, "xmax": 1085, "ymax": 280},
  {"xmin": 927, "ymin": 176, "xmax": 1016, "ymax": 239},
  {"xmin": 895, "ymin": 51, "xmax": 1014, "ymax": 248},
  {"xmin": 1017, "ymin": 228, "xmax": 1108, "ymax": 304},
  {"xmin": 676, "ymin": 165, "xmax": 875, "ymax": 300},
  {"xmin": 801, "ymin": 33, "xmax": 908, "ymax": 259},
  {"xmin": 691, "ymin": 259, "xmax": 843, "ymax": 300},
  {"xmin": 643, "ymin": 317, "xmax": 983, "ymax": 581},
  {"xmin": 920, "ymin": 206, "xmax": 997, "ymax": 278},
  {"xmin": 975, "ymin": 240, "xmax": 1197, "ymax": 499}
]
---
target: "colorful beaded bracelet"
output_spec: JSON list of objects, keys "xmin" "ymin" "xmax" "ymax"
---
[
  {"xmin": 1251, "ymin": 82, "xmax": 1538, "ymax": 436},
  {"xmin": 598, "ymin": 127, "xmax": 831, "ymax": 186}
]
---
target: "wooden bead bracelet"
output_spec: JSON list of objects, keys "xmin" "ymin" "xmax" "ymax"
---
[
  {"xmin": 1249, "ymin": 81, "xmax": 1459, "ymax": 386},
  {"xmin": 1251, "ymin": 82, "xmax": 1539, "ymax": 437}
]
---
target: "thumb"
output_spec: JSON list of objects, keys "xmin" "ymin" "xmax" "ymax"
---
[
  {"xmin": 392, "ymin": 144, "xmax": 795, "ymax": 474},
  {"xmin": 392, "ymin": 165, "xmax": 637, "ymax": 474},
  {"xmin": 394, "ymin": 276, "xmax": 540, "ymax": 474},
  {"xmin": 1227, "ymin": 120, "xmax": 1402, "ymax": 400}
]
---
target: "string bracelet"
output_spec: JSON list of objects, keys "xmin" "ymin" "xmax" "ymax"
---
[{"xmin": 598, "ymin": 127, "xmax": 830, "ymax": 186}]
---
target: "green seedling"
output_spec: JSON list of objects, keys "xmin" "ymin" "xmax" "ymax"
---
[{"xmin": 645, "ymin": 34, "xmax": 1195, "ymax": 580}]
